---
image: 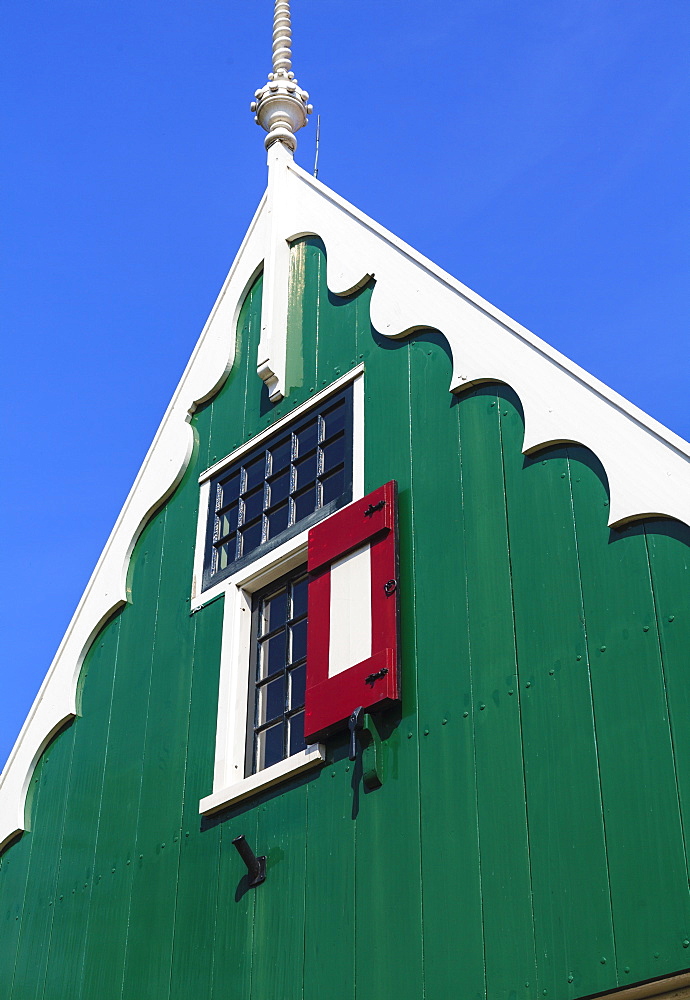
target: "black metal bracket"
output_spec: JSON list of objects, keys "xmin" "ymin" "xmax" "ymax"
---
[
  {"xmin": 364, "ymin": 499, "xmax": 386, "ymax": 517},
  {"xmin": 232, "ymin": 835, "xmax": 267, "ymax": 887},
  {"xmin": 348, "ymin": 709, "xmax": 384, "ymax": 790},
  {"xmin": 348, "ymin": 707, "xmax": 364, "ymax": 761},
  {"xmin": 365, "ymin": 667, "xmax": 389, "ymax": 686}
]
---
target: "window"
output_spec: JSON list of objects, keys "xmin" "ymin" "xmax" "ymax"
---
[
  {"xmin": 246, "ymin": 567, "xmax": 308, "ymax": 775},
  {"xmin": 197, "ymin": 367, "xmax": 364, "ymax": 816},
  {"xmin": 202, "ymin": 386, "xmax": 353, "ymax": 591}
]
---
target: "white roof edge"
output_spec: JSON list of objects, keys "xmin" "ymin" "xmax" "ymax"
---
[
  {"xmin": 281, "ymin": 159, "xmax": 690, "ymax": 527},
  {"xmin": 0, "ymin": 195, "xmax": 268, "ymax": 852},
  {"xmin": 289, "ymin": 160, "xmax": 690, "ymax": 462}
]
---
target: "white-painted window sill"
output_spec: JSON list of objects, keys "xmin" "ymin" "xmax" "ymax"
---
[{"xmin": 199, "ymin": 743, "xmax": 326, "ymax": 815}]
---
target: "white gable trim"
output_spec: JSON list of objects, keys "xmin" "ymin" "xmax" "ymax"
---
[
  {"xmin": 0, "ymin": 197, "xmax": 267, "ymax": 852},
  {"xmin": 279, "ymin": 158, "xmax": 690, "ymax": 529},
  {"xmin": 255, "ymin": 142, "xmax": 293, "ymax": 402}
]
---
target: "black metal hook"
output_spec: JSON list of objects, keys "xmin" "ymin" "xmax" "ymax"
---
[
  {"xmin": 348, "ymin": 707, "xmax": 364, "ymax": 761},
  {"xmin": 347, "ymin": 708, "xmax": 384, "ymax": 792},
  {"xmin": 232, "ymin": 835, "xmax": 267, "ymax": 887}
]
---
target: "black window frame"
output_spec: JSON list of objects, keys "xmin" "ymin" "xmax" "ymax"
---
[
  {"xmin": 202, "ymin": 385, "xmax": 353, "ymax": 590},
  {"xmin": 245, "ymin": 565, "xmax": 309, "ymax": 776}
]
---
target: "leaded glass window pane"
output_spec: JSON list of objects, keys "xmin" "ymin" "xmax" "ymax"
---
[
  {"xmin": 247, "ymin": 568, "xmax": 309, "ymax": 775},
  {"xmin": 203, "ymin": 386, "xmax": 353, "ymax": 589}
]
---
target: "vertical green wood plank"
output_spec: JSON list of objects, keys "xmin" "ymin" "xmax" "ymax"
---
[
  {"xmin": 253, "ymin": 272, "xmax": 318, "ymax": 439},
  {"xmin": 409, "ymin": 342, "xmax": 485, "ymax": 1000},
  {"xmin": 169, "ymin": 599, "xmax": 224, "ymax": 998},
  {"xmin": 569, "ymin": 448, "xmax": 690, "ymax": 983},
  {"xmin": 646, "ymin": 520, "xmax": 690, "ymax": 902},
  {"xmin": 457, "ymin": 387, "xmax": 537, "ymax": 1000},
  {"xmin": 169, "ymin": 377, "xmax": 222, "ymax": 998},
  {"xmin": 41, "ymin": 623, "xmax": 121, "ymax": 999},
  {"xmin": 353, "ymin": 719, "xmax": 424, "ymax": 1000},
  {"xmin": 353, "ymin": 276, "xmax": 373, "ymax": 363},
  {"xmin": 10, "ymin": 725, "xmax": 75, "ymax": 999},
  {"xmin": 315, "ymin": 250, "xmax": 362, "ymax": 389},
  {"xmin": 203, "ymin": 240, "xmax": 368, "ymax": 1000},
  {"xmin": 209, "ymin": 240, "xmax": 363, "ymax": 469},
  {"xmin": 303, "ymin": 762, "xmax": 355, "ymax": 1000},
  {"xmin": 241, "ymin": 275, "xmax": 264, "ymax": 438},
  {"xmin": 120, "ymin": 805, "xmax": 183, "ymax": 998},
  {"xmin": 197, "ymin": 361, "xmax": 251, "ymax": 1000},
  {"xmin": 205, "ymin": 277, "xmax": 260, "ymax": 468},
  {"xmin": 353, "ymin": 331, "xmax": 424, "ymax": 1000},
  {"xmin": 244, "ymin": 265, "xmax": 289, "ymax": 441},
  {"xmin": 166, "ymin": 271, "xmax": 259, "ymax": 997},
  {"xmin": 500, "ymin": 402, "xmax": 616, "ymax": 998},
  {"xmin": 300, "ymin": 239, "xmax": 321, "ymax": 396},
  {"xmin": 245, "ymin": 240, "xmax": 319, "ymax": 440},
  {"xmin": 286, "ymin": 238, "xmax": 363, "ymax": 413},
  {"xmin": 0, "ymin": 771, "xmax": 45, "ymax": 993},
  {"xmin": 286, "ymin": 239, "xmax": 309, "ymax": 396},
  {"xmin": 210, "ymin": 810, "xmax": 258, "ymax": 997},
  {"xmin": 0, "ymin": 835, "xmax": 33, "ymax": 992},
  {"xmin": 250, "ymin": 784, "xmax": 308, "ymax": 999},
  {"xmin": 121, "ymin": 473, "xmax": 200, "ymax": 996},
  {"xmin": 278, "ymin": 241, "xmax": 365, "ymax": 998},
  {"xmin": 79, "ymin": 516, "xmax": 167, "ymax": 997}
]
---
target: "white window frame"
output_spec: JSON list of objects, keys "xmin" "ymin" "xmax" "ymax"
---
[
  {"xmin": 197, "ymin": 366, "xmax": 364, "ymax": 815},
  {"xmin": 191, "ymin": 363, "xmax": 364, "ymax": 610}
]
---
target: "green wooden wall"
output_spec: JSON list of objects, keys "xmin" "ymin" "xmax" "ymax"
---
[{"xmin": 2, "ymin": 237, "xmax": 690, "ymax": 999}]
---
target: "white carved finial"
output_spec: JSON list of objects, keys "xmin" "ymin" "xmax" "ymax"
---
[{"xmin": 250, "ymin": 0, "xmax": 313, "ymax": 153}]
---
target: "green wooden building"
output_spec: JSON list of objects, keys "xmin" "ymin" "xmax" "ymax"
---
[{"xmin": 3, "ymin": 6, "xmax": 690, "ymax": 998}]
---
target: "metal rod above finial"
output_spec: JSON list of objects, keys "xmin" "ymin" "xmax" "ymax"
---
[
  {"xmin": 272, "ymin": 0, "xmax": 293, "ymax": 74},
  {"xmin": 250, "ymin": 0, "xmax": 313, "ymax": 154}
]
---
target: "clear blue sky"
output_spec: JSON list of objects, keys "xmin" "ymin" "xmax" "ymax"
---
[{"xmin": 1, "ymin": 0, "xmax": 688, "ymax": 769}]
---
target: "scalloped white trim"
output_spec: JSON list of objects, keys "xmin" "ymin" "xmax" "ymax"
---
[
  {"xmin": 0, "ymin": 197, "xmax": 267, "ymax": 851},
  {"xmin": 280, "ymin": 158, "xmax": 690, "ymax": 528},
  {"xmin": 3, "ymin": 154, "xmax": 690, "ymax": 852}
]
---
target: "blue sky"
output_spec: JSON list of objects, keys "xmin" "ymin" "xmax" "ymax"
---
[{"xmin": 1, "ymin": 0, "xmax": 688, "ymax": 768}]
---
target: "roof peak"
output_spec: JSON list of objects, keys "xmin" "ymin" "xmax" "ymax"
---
[{"xmin": 250, "ymin": 0, "xmax": 313, "ymax": 154}]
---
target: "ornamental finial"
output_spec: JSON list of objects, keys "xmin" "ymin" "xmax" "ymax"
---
[{"xmin": 250, "ymin": 0, "xmax": 313, "ymax": 153}]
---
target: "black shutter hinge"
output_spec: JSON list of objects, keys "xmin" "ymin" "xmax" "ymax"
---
[{"xmin": 364, "ymin": 499, "xmax": 386, "ymax": 517}]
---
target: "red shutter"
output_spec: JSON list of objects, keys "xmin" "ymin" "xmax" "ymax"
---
[{"xmin": 304, "ymin": 481, "xmax": 400, "ymax": 742}]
